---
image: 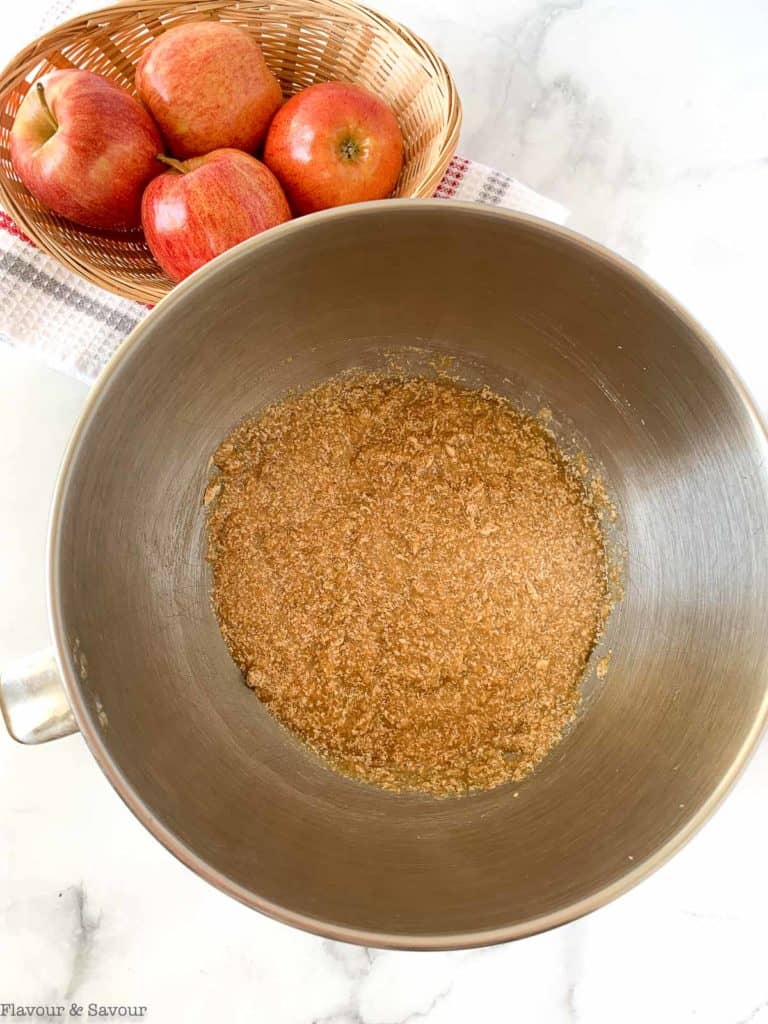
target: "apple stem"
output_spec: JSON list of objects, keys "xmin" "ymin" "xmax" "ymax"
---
[
  {"xmin": 35, "ymin": 82, "xmax": 58, "ymax": 133},
  {"xmin": 339, "ymin": 138, "xmax": 359, "ymax": 160},
  {"xmin": 156, "ymin": 154, "xmax": 188, "ymax": 174}
]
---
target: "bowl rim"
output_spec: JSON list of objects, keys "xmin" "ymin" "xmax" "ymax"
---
[{"xmin": 47, "ymin": 199, "xmax": 768, "ymax": 950}]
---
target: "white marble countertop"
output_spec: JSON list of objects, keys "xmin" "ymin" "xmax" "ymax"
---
[{"xmin": 2, "ymin": 1, "xmax": 768, "ymax": 1020}]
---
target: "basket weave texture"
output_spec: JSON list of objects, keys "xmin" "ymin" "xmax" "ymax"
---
[{"xmin": 0, "ymin": 0, "xmax": 461, "ymax": 303}]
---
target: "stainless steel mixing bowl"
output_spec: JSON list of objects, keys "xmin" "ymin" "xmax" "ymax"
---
[{"xmin": 3, "ymin": 201, "xmax": 768, "ymax": 948}]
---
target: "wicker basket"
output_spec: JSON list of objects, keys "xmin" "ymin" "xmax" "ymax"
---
[{"xmin": 0, "ymin": 0, "xmax": 461, "ymax": 303}]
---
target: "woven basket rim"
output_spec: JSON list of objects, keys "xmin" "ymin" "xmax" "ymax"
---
[{"xmin": 0, "ymin": 0, "xmax": 462, "ymax": 303}]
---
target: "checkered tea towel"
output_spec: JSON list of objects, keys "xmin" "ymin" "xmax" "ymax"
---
[{"xmin": 0, "ymin": 157, "xmax": 567, "ymax": 383}]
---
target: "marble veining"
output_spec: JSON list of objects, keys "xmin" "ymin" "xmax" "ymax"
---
[
  {"xmin": 62, "ymin": 885, "xmax": 101, "ymax": 1002},
  {"xmin": 2, "ymin": 0, "xmax": 768, "ymax": 1020}
]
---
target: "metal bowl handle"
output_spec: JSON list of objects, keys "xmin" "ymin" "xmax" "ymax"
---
[{"xmin": 0, "ymin": 647, "xmax": 78, "ymax": 743}]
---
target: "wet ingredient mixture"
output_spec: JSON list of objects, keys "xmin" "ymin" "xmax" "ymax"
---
[{"xmin": 206, "ymin": 374, "xmax": 610, "ymax": 796}]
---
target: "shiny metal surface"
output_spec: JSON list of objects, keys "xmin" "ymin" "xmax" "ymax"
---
[
  {"xmin": 41, "ymin": 201, "xmax": 768, "ymax": 948},
  {"xmin": 0, "ymin": 646, "xmax": 78, "ymax": 743}
]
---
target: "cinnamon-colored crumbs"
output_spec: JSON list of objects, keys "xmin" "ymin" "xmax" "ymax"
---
[{"xmin": 206, "ymin": 374, "xmax": 610, "ymax": 796}]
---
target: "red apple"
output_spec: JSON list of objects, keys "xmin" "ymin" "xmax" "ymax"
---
[
  {"xmin": 10, "ymin": 70, "xmax": 163, "ymax": 230},
  {"xmin": 263, "ymin": 82, "xmax": 403, "ymax": 215},
  {"xmin": 141, "ymin": 148, "xmax": 291, "ymax": 282},
  {"xmin": 135, "ymin": 22, "xmax": 282, "ymax": 160}
]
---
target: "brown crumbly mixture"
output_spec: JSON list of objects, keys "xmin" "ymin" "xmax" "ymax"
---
[{"xmin": 206, "ymin": 374, "xmax": 610, "ymax": 796}]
